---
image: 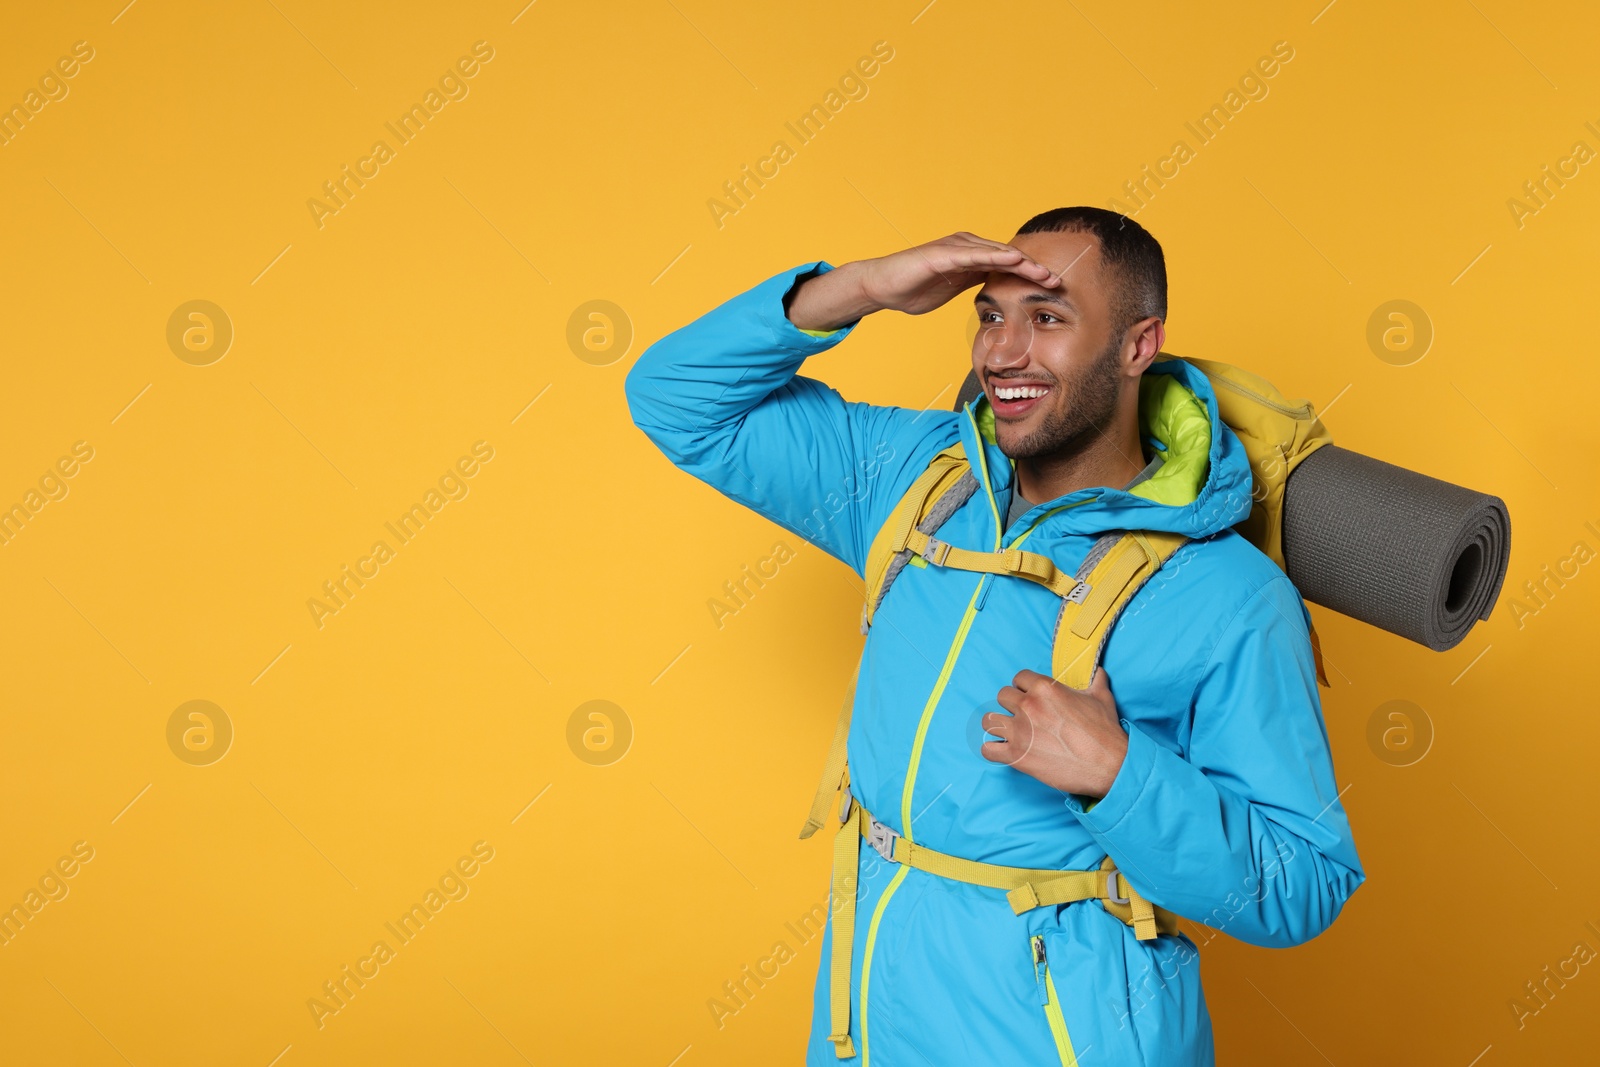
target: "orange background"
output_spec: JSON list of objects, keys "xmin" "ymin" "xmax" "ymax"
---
[{"xmin": 1, "ymin": 1, "xmax": 1596, "ymax": 1064}]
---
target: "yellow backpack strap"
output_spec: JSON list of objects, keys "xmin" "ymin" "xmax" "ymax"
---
[
  {"xmin": 860, "ymin": 443, "xmax": 974, "ymax": 633},
  {"xmin": 1052, "ymin": 531, "xmax": 1190, "ymax": 688},
  {"xmin": 828, "ymin": 779, "xmax": 861, "ymax": 1057},
  {"xmin": 799, "ymin": 663, "xmax": 859, "ymax": 840},
  {"xmin": 794, "ymin": 665, "xmax": 862, "ymax": 1056},
  {"xmin": 1091, "ymin": 855, "xmax": 1178, "ymax": 939}
]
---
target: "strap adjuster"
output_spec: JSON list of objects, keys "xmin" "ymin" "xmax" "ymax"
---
[
  {"xmin": 922, "ymin": 537, "xmax": 951, "ymax": 566},
  {"xmin": 1106, "ymin": 868, "xmax": 1130, "ymax": 905},
  {"xmin": 866, "ymin": 817, "xmax": 900, "ymax": 862},
  {"xmin": 839, "ymin": 791, "xmax": 854, "ymax": 824},
  {"xmin": 1065, "ymin": 580, "xmax": 1092, "ymax": 605}
]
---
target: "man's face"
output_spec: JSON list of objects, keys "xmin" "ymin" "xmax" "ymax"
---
[{"xmin": 972, "ymin": 230, "xmax": 1125, "ymax": 460}]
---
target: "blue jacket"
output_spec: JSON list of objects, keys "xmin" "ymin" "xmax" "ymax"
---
[{"xmin": 626, "ymin": 261, "xmax": 1365, "ymax": 1066}]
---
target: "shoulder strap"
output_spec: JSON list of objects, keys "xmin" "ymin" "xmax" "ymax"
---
[
  {"xmin": 805, "ymin": 444, "xmax": 976, "ymax": 843},
  {"xmin": 803, "ymin": 443, "xmax": 975, "ymax": 840},
  {"xmin": 1047, "ymin": 529, "xmax": 1331, "ymax": 687},
  {"xmin": 859, "ymin": 442, "xmax": 975, "ymax": 633},
  {"xmin": 1052, "ymin": 531, "xmax": 1189, "ymax": 688},
  {"xmin": 800, "ymin": 661, "xmax": 859, "ymax": 839}
]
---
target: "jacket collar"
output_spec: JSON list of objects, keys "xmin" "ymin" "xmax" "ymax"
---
[{"xmin": 954, "ymin": 357, "xmax": 1254, "ymax": 545}]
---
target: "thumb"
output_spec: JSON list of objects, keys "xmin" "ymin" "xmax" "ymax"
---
[{"xmin": 1084, "ymin": 668, "xmax": 1121, "ymax": 722}]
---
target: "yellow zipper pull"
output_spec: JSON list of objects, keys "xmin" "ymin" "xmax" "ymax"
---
[{"xmin": 1031, "ymin": 935, "xmax": 1049, "ymax": 1006}]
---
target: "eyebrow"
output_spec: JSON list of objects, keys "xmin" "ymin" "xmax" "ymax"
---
[{"xmin": 973, "ymin": 290, "xmax": 1077, "ymax": 312}]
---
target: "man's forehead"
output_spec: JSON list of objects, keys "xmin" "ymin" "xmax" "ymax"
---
[{"xmin": 1011, "ymin": 229, "xmax": 1102, "ymax": 275}]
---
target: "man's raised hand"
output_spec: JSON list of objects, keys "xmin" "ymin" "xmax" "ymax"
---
[{"xmin": 785, "ymin": 232, "xmax": 1061, "ymax": 332}]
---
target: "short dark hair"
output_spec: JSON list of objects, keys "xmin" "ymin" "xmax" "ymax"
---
[{"xmin": 1015, "ymin": 206, "xmax": 1166, "ymax": 335}]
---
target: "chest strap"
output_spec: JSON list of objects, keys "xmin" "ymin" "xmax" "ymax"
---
[
  {"xmin": 820, "ymin": 786, "xmax": 1178, "ymax": 1059},
  {"xmin": 902, "ymin": 528, "xmax": 1090, "ymax": 602}
]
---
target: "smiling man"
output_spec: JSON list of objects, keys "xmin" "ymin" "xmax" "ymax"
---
[{"xmin": 626, "ymin": 207, "xmax": 1364, "ymax": 1065}]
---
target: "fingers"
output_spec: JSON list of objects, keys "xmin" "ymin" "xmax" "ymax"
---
[
  {"xmin": 949, "ymin": 231, "xmax": 1023, "ymax": 253},
  {"xmin": 984, "ymin": 255, "xmax": 1061, "ymax": 288},
  {"xmin": 949, "ymin": 232, "xmax": 1035, "ymax": 258},
  {"xmin": 981, "ymin": 711, "xmax": 1013, "ymax": 738},
  {"xmin": 995, "ymin": 684, "xmax": 1024, "ymax": 714},
  {"xmin": 934, "ymin": 246, "xmax": 1041, "ymax": 276},
  {"xmin": 980, "ymin": 738, "xmax": 1022, "ymax": 766},
  {"xmin": 980, "ymin": 716, "xmax": 1027, "ymax": 766},
  {"xmin": 936, "ymin": 234, "xmax": 1060, "ymax": 287},
  {"xmin": 1012, "ymin": 669, "xmax": 1048, "ymax": 691}
]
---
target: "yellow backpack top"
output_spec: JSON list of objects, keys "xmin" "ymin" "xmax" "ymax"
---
[{"xmin": 1183, "ymin": 355, "xmax": 1333, "ymax": 571}]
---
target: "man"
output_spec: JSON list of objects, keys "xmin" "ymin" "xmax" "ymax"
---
[{"xmin": 625, "ymin": 208, "xmax": 1364, "ymax": 1065}]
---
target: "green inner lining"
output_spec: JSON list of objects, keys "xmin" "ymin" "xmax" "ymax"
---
[{"xmin": 973, "ymin": 372, "xmax": 1211, "ymax": 508}]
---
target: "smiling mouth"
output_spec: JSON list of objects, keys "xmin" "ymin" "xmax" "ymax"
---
[
  {"xmin": 987, "ymin": 378, "xmax": 1052, "ymax": 417},
  {"xmin": 992, "ymin": 382, "xmax": 1050, "ymax": 400}
]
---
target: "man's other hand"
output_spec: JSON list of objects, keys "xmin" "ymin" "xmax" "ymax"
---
[{"xmin": 981, "ymin": 668, "xmax": 1129, "ymax": 798}]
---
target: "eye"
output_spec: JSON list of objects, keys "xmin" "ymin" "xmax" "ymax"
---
[
  {"xmin": 1036, "ymin": 312, "xmax": 1060, "ymax": 324},
  {"xmin": 978, "ymin": 310, "xmax": 1002, "ymax": 323}
]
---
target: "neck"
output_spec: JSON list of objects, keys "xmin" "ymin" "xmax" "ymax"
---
[{"xmin": 1013, "ymin": 417, "xmax": 1146, "ymax": 505}]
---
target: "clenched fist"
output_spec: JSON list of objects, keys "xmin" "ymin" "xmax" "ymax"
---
[{"xmin": 981, "ymin": 668, "xmax": 1128, "ymax": 798}]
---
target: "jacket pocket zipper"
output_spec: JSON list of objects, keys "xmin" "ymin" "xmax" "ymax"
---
[{"xmin": 1031, "ymin": 935, "xmax": 1080, "ymax": 1067}]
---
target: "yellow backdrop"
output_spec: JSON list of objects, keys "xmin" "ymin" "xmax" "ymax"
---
[{"xmin": 3, "ymin": 1, "xmax": 1596, "ymax": 1064}]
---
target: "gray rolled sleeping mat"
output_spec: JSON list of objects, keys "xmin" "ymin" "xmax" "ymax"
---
[
  {"xmin": 951, "ymin": 369, "xmax": 1510, "ymax": 651},
  {"xmin": 1282, "ymin": 445, "xmax": 1509, "ymax": 651}
]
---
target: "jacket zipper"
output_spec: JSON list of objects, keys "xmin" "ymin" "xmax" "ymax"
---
[
  {"xmin": 864, "ymin": 406, "xmax": 1001, "ymax": 1066},
  {"xmin": 862, "ymin": 572, "xmax": 987, "ymax": 1067},
  {"xmin": 1032, "ymin": 935, "xmax": 1080, "ymax": 1067},
  {"xmin": 864, "ymin": 409, "xmax": 1071, "ymax": 1066}
]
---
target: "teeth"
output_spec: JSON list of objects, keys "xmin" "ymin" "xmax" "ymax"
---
[{"xmin": 994, "ymin": 384, "xmax": 1049, "ymax": 400}]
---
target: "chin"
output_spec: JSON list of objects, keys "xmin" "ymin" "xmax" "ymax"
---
[{"xmin": 994, "ymin": 431, "xmax": 1034, "ymax": 460}]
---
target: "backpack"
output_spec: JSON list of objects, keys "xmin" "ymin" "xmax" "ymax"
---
[
  {"xmin": 802, "ymin": 355, "xmax": 1333, "ymax": 840},
  {"xmin": 798, "ymin": 356, "xmax": 1336, "ymax": 1057}
]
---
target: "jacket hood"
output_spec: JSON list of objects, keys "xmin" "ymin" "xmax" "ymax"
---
[{"xmin": 957, "ymin": 356, "xmax": 1254, "ymax": 541}]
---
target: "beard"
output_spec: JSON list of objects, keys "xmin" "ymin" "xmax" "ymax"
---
[{"xmin": 994, "ymin": 335, "xmax": 1124, "ymax": 460}]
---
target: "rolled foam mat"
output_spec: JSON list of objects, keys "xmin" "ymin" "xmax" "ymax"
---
[
  {"xmin": 949, "ymin": 370, "xmax": 1511, "ymax": 650},
  {"xmin": 1282, "ymin": 445, "xmax": 1510, "ymax": 651}
]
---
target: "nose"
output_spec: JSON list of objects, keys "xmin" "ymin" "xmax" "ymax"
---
[{"xmin": 977, "ymin": 315, "xmax": 1036, "ymax": 372}]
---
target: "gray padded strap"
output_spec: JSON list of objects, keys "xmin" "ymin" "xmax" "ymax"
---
[
  {"xmin": 1050, "ymin": 531, "xmax": 1132, "ymax": 683},
  {"xmin": 1074, "ymin": 531, "xmax": 1125, "ymax": 579},
  {"xmin": 865, "ymin": 470, "xmax": 979, "ymax": 629}
]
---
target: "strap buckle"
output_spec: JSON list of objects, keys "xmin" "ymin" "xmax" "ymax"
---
[
  {"xmin": 1065, "ymin": 580, "xmax": 1092, "ymax": 604},
  {"xmin": 838, "ymin": 791, "xmax": 854, "ymax": 824},
  {"xmin": 1106, "ymin": 867, "xmax": 1130, "ymax": 905},
  {"xmin": 866, "ymin": 817, "xmax": 900, "ymax": 862},
  {"xmin": 922, "ymin": 537, "xmax": 952, "ymax": 566}
]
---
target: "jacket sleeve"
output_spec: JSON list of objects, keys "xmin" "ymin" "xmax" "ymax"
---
[
  {"xmin": 1062, "ymin": 575, "xmax": 1366, "ymax": 947},
  {"xmin": 624, "ymin": 261, "xmax": 957, "ymax": 578}
]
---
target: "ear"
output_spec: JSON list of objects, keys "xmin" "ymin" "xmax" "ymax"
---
[{"xmin": 1123, "ymin": 316, "xmax": 1165, "ymax": 376}]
